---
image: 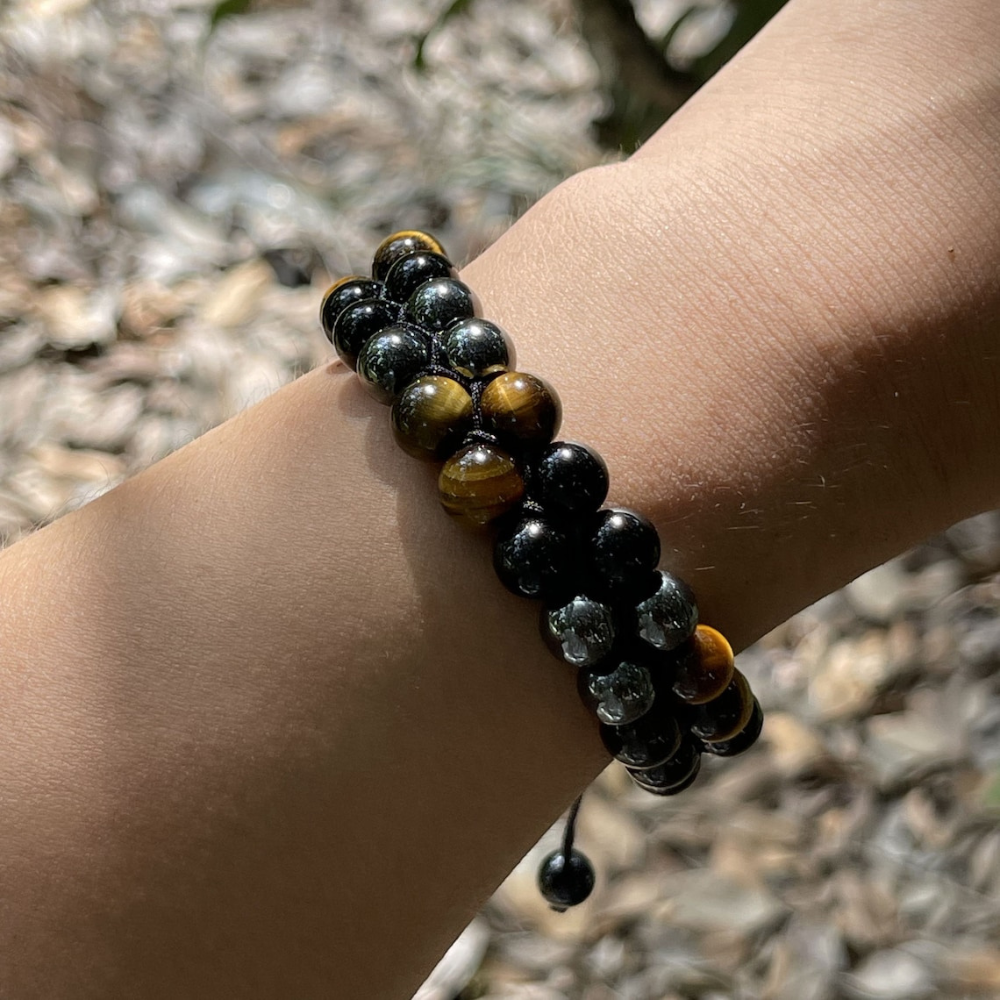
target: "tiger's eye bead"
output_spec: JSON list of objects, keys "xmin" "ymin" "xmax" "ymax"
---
[
  {"xmin": 600, "ymin": 699, "xmax": 681, "ymax": 769},
  {"xmin": 356, "ymin": 326, "xmax": 431, "ymax": 404},
  {"xmin": 701, "ymin": 698, "xmax": 763, "ymax": 757},
  {"xmin": 587, "ymin": 507, "xmax": 661, "ymax": 597},
  {"xmin": 372, "ymin": 230, "xmax": 446, "ymax": 281},
  {"xmin": 383, "ymin": 251, "xmax": 456, "ymax": 304},
  {"xmin": 634, "ymin": 570, "xmax": 698, "ymax": 652},
  {"xmin": 391, "ymin": 375, "xmax": 473, "ymax": 460},
  {"xmin": 688, "ymin": 669, "xmax": 755, "ymax": 743},
  {"xmin": 577, "ymin": 658, "xmax": 655, "ymax": 726},
  {"xmin": 537, "ymin": 849, "xmax": 595, "ymax": 911},
  {"xmin": 628, "ymin": 737, "xmax": 701, "ymax": 795},
  {"xmin": 531, "ymin": 441, "xmax": 609, "ymax": 515},
  {"xmin": 407, "ymin": 278, "xmax": 479, "ymax": 332},
  {"xmin": 321, "ymin": 276, "xmax": 381, "ymax": 341},
  {"xmin": 493, "ymin": 515, "xmax": 574, "ymax": 600},
  {"xmin": 541, "ymin": 595, "xmax": 616, "ymax": 668},
  {"xmin": 442, "ymin": 318, "xmax": 514, "ymax": 377},
  {"xmin": 480, "ymin": 371, "xmax": 561, "ymax": 451},
  {"xmin": 438, "ymin": 442, "xmax": 524, "ymax": 525},
  {"xmin": 332, "ymin": 298, "xmax": 398, "ymax": 371},
  {"xmin": 671, "ymin": 624, "xmax": 735, "ymax": 704}
]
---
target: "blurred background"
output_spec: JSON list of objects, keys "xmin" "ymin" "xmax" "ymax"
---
[{"xmin": 1, "ymin": 1, "xmax": 999, "ymax": 997}]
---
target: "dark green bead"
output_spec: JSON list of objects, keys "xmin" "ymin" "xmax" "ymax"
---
[
  {"xmin": 372, "ymin": 231, "xmax": 446, "ymax": 281},
  {"xmin": 356, "ymin": 326, "xmax": 431, "ymax": 404},
  {"xmin": 332, "ymin": 298, "xmax": 398, "ymax": 371},
  {"xmin": 384, "ymin": 251, "xmax": 456, "ymax": 304},
  {"xmin": 493, "ymin": 514, "xmax": 574, "ymax": 600},
  {"xmin": 442, "ymin": 318, "xmax": 514, "ymax": 377},
  {"xmin": 321, "ymin": 277, "xmax": 381, "ymax": 342},
  {"xmin": 406, "ymin": 278, "xmax": 479, "ymax": 332}
]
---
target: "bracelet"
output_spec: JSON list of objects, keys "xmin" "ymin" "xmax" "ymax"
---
[{"xmin": 320, "ymin": 230, "xmax": 764, "ymax": 912}]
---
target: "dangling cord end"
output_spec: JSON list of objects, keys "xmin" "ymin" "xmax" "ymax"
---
[{"xmin": 536, "ymin": 791, "xmax": 596, "ymax": 912}]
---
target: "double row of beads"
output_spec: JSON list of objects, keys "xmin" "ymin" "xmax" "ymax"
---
[{"xmin": 321, "ymin": 231, "xmax": 763, "ymax": 911}]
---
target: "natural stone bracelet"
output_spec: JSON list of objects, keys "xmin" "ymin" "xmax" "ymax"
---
[{"xmin": 321, "ymin": 231, "xmax": 764, "ymax": 911}]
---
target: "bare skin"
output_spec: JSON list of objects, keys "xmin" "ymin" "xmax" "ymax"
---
[{"xmin": 0, "ymin": 0, "xmax": 997, "ymax": 996}]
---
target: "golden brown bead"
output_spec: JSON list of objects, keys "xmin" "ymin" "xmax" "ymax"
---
[
  {"xmin": 688, "ymin": 669, "xmax": 755, "ymax": 743},
  {"xmin": 391, "ymin": 376, "xmax": 474, "ymax": 461},
  {"xmin": 479, "ymin": 371, "xmax": 561, "ymax": 450},
  {"xmin": 438, "ymin": 442, "xmax": 525, "ymax": 525},
  {"xmin": 671, "ymin": 624, "xmax": 735, "ymax": 704},
  {"xmin": 372, "ymin": 231, "xmax": 446, "ymax": 281}
]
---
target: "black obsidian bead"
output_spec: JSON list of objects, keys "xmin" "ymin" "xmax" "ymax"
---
[
  {"xmin": 701, "ymin": 698, "xmax": 763, "ymax": 757},
  {"xmin": 530, "ymin": 441, "xmax": 609, "ymax": 515},
  {"xmin": 687, "ymin": 669, "xmax": 755, "ymax": 743},
  {"xmin": 332, "ymin": 298, "xmax": 398, "ymax": 371},
  {"xmin": 442, "ymin": 318, "xmax": 514, "ymax": 377},
  {"xmin": 586, "ymin": 507, "xmax": 661, "ymax": 597},
  {"xmin": 321, "ymin": 277, "xmax": 382, "ymax": 342},
  {"xmin": 541, "ymin": 594, "xmax": 615, "ymax": 668},
  {"xmin": 406, "ymin": 278, "xmax": 479, "ymax": 332},
  {"xmin": 537, "ymin": 849, "xmax": 595, "ymax": 911},
  {"xmin": 356, "ymin": 325, "xmax": 431, "ymax": 404},
  {"xmin": 634, "ymin": 570, "xmax": 698, "ymax": 652},
  {"xmin": 628, "ymin": 737, "xmax": 701, "ymax": 795},
  {"xmin": 577, "ymin": 657, "xmax": 655, "ymax": 726},
  {"xmin": 493, "ymin": 514, "xmax": 574, "ymax": 600},
  {"xmin": 383, "ymin": 251, "xmax": 456, "ymax": 305},
  {"xmin": 600, "ymin": 697, "xmax": 681, "ymax": 769},
  {"xmin": 372, "ymin": 230, "xmax": 446, "ymax": 281}
]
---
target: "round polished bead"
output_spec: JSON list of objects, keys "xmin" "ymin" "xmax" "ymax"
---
[
  {"xmin": 332, "ymin": 298, "xmax": 398, "ymax": 371},
  {"xmin": 688, "ymin": 669, "xmax": 755, "ymax": 743},
  {"xmin": 320, "ymin": 276, "xmax": 381, "ymax": 342},
  {"xmin": 701, "ymin": 698, "xmax": 763, "ymax": 757},
  {"xmin": 600, "ymin": 698, "xmax": 681, "ymax": 769},
  {"xmin": 391, "ymin": 375, "xmax": 473, "ymax": 460},
  {"xmin": 577, "ymin": 657, "xmax": 655, "ymax": 726},
  {"xmin": 480, "ymin": 371, "xmax": 561, "ymax": 451},
  {"xmin": 493, "ymin": 514, "xmax": 574, "ymax": 600},
  {"xmin": 629, "ymin": 738, "xmax": 701, "ymax": 795},
  {"xmin": 406, "ymin": 277, "xmax": 479, "ymax": 332},
  {"xmin": 438, "ymin": 442, "xmax": 524, "ymax": 525},
  {"xmin": 531, "ymin": 441, "xmax": 609, "ymax": 515},
  {"xmin": 442, "ymin": 318, "xmax": 514, "ymax": 377},
  {"xmin": 537, "ymin": 849, "xmax": 595, "ymax": 911},
  {"xmin": 356, "ymin": 326, "xmax": 431, "ymax": 404},
  {"xmin": 634, "ymin": 570, "xmax": 698, "ymax": 652},
  {"xmin": 541, "ymin": 595, "xmax": 615, "ymax": 668},
  {"xmin": 372, "ymin": 230, "xmax": 446, "ymax": 281},
  {"xmin": 383, "ymin": 251, "xmax": 456, "ymax": 304},
  {"xmin": 587, "ymin": 507, "xmax": 661, "ymax": 596},
  {"xmin": 670, "ymin": 624, "xmax": 735, "ymax": 704}
]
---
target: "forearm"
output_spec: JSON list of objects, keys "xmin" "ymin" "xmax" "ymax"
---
[{"xmin": 0, "ymin": 0, "xmax": 997, "ymax": 997}]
